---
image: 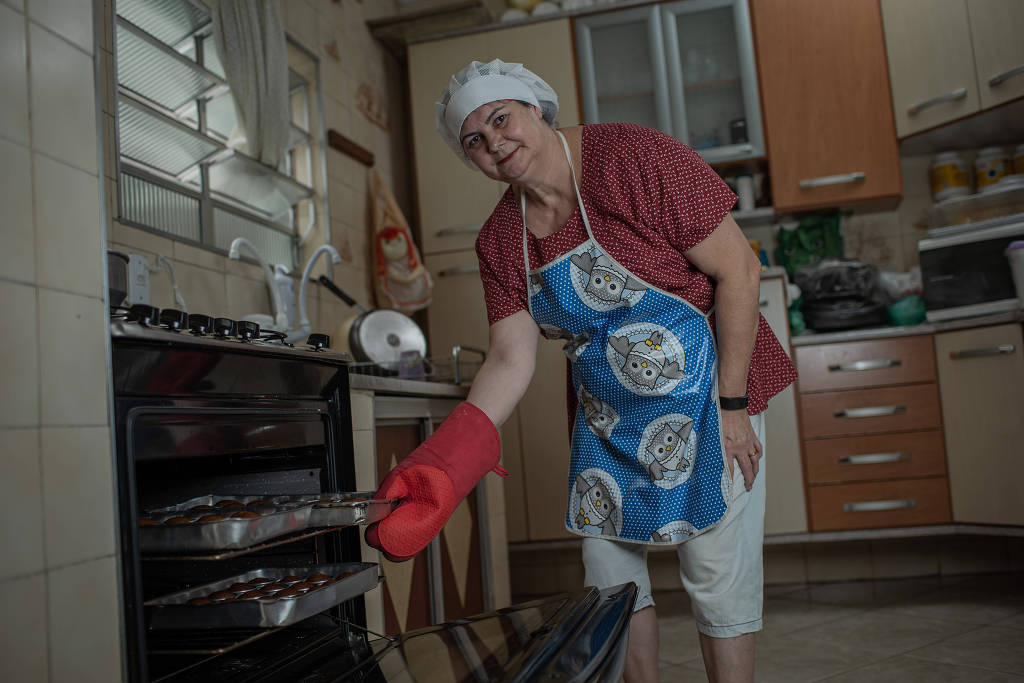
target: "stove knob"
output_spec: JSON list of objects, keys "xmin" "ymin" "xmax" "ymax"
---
[
  {"xmin": 306, "ymin": 333, "xmax": 330, "ymax": 350},
  {"xmin": 236, "ymin": 320, "xmax": 259, "ymax": 341},
  {"xmin": 213, "ymin": 317, "xmax": 236, "ymax": 338},
  {"xmin": 128, "ymin": 304, "xmax": 159, "ymax": 326},
  {"xmin": 159, "ymin": 308, "xmax": 187, "ymax": 330},
  {"xmin": 188, "ymin": 314, "xmax": 213, "ymax": 335}
]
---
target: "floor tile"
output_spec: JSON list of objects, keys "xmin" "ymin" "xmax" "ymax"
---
[
  {"xmin": 995, "ymin": 613, "xmax": 1024, "ymax": 631},
  {"xmin": 761, "ymin": 596, "xmax": 864, "ymax": 638},
  {"xmin": 907, "ymin": 625, "xmax": 1024, "ymax": 675},
  {"xmin": 882, "ymin": 582, "xmax": 1023, "ymax": 625},
  {"xmin": 658, "ymin": 661, "xmax": 709, "ymax": 682},
  {"xmin": 807, "ymin": 580, "xmax": 876, "ymax": 606},
  {"xmin": 750, "ymin": 632, "xmax": 891, "ymax": 683},
  {"xmin": 657, "ymin": 614, "xmax": 701, "ymax": 665},
  {"xmin": 795, "ymin": 610, "xmax": 975, "ymax": 657},
  {"xmin": 819, "ymin": 654, "xmax": 1024, "ymax": 682},
  {"xmin": 870, "ymin": 576, "xmax": 945, "ymax": 605}
]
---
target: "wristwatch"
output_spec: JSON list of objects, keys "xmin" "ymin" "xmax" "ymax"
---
[{"xmin": 719, "ymin": 394, "xmax": 749, "ymax": 411}]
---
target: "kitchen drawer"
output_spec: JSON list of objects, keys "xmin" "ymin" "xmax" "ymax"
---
[
  {"xmin": 799, "ymin": 383, "xmax": 942, "ymax": 438},
  {"xmin": 808, "ymin": 477, "xmax": 951, "ymax": 531},
  {"xmin": 795, "ymin": 336, "xmax": 936, "ymax": 393},
  {"xmin": 803, "ymin": 430, "xmax": 947, "ymax": 485}
]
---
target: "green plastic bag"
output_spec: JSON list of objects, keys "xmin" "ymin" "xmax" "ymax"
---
[
  {"xmin": 774, "ymin": 213, "xmax": 844, "ymax": 279},
  {"xmin": 887, "ymin": 294, "xmax": 926, "ymax": 327}
]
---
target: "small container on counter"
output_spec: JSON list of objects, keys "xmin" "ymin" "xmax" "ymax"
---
[
  {"xmin": 1013, "ymin": 143, "xmax": 1024, "ymax": 174},
  {"xmin": 930, "ymin": 151, "xmax": 971, "ymax": 202},
  {"xmin": 975, "ymin": 146, "xmax": 1011, "ymax": 192}
]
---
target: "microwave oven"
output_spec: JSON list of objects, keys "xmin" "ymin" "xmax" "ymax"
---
[{"xmin": 918, "ymin": 219, "xmax": 1024, "ymax": 322}]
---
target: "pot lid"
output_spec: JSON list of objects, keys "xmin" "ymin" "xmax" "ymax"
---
[{"xmin": 352, "ymin": 310, "xmax": 427, "ymax": 366}]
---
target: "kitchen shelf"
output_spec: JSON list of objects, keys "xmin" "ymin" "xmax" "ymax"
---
[
  {"xmin": 733, "ymin": 206, "xmax": 774, "ymax": 226},
  {"xmin": 116, "ymin": 0, "xmax": 211, "ymax": 47},
  {"xmin": 192, "ymin": 151, "xmax": 314, "ymax": 221},
  {"xmin": 117, "ymin": 92, "xmax": 223, "ymax": 177},
  {"xmin": 116, "ymin": 18, "xmax": 224, "ymax": 113}
]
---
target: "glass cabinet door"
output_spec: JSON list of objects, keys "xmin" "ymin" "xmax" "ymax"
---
[
  {"xmin": 661, "ymin": 0, "xmax": 764, "ymax": 163},
  {"xmin": 575, "ymin": 6, "xmax": 672, "ymax": 134}
]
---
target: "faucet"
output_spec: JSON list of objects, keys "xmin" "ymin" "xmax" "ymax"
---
[
  {"xmin": 289, "ymin": 244, "xmax": 342, "ymax": 343},
  {"xmin": 227, "ymin": 237, "xmax": 289, "ymax": 332}
]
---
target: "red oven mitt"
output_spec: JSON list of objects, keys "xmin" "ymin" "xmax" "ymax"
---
[{"xmin": 365, "ymin": 402, "xmax": 507, "ymax": 562}]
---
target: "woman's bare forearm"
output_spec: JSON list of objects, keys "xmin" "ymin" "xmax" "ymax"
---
[{"xmin": 466, "ymin": 310, "xmax": 539, "ymax": 427}]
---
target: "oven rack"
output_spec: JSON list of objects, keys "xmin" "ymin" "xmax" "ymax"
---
[{"xmin": 141, "ymin": 525, "xmax": 344, "ymax": 562}]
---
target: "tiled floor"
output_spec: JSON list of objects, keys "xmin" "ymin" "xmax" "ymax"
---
[{"xmin": 653, "ymin": 571, "xmax": 1024, "ymax": 682}]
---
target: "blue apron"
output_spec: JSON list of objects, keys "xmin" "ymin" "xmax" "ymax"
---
[{"xmin": 521, "ymin": 132, "xmax": 730, "ymax": 546}]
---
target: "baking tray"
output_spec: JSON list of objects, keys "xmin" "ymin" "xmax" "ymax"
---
[
  {"xmin": 307, "ymin": 492, "xmax": 397, "ymax": 527},
  {"xmin": 138, "ymin": 495, "xmax": 314, "ymax": 553},
  {"xmin": 145, "ymin": 562, "xmax": 379, "ymax": 629}
]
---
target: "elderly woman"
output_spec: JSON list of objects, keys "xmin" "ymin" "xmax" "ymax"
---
[{"xmin": 366, "ymin": 59, "xmax": 796, "ymax": 683}]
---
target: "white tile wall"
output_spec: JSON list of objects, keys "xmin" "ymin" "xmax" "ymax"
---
[
  {"xmin": 48, "ymin": 556, "xmax": 122, "ymax": 683},
  {"xmin": 38, "ymin": 289, "xmax": 108, "ymax": 426},
  {"xmin": 28, "ymin": 0, "xmax": 94, "ymax": 55},
  {"xmin": 0, "ymin": 574, "xmax": 48, "ymax": 683},
  {"xmin": 0, "ymin": 4, "xmax": 29, "ymax": 145},
  {"xmin": 0, "ymin": 139, "xmax": 35, "ymax": 283},
  {"xmin": 0, "ymin": 428, "xmax": 45, "ymax": 580},
  {"xmin": 28, "ymin": 23, "xmax": 98, "ymax": 174},
  {"xmin": 0, "ymin": 281, "xmax": 40, "ymax": 427}
]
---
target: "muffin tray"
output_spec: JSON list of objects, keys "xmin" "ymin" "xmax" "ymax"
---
[
  {"xmin": 144, "ymin": 562, "xmax": 379, "ymax": 629},
  {"xmin": 306, "ymin": 492, "xmax": 398, "ymax": 528},
  {"xmin": 138, "ymin": 495, "xmax": 314, "ymax": 553}
]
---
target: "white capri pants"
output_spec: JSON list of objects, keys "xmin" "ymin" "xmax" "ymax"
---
[{"xmin": 582, "ymin": 412, "xmax": 766, "ymax": 638}]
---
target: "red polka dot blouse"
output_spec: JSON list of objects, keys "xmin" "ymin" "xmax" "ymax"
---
[{"xmin": 475, "ymin": 122, "xmax": 796, "ymax": 415}]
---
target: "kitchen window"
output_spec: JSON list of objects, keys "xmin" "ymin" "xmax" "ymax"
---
[{"xmin": 112, "ymin": 0, "xmax": 326, "ymax": 269}]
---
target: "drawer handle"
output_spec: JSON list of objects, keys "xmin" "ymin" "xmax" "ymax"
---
[
  {"xmin": 438, "ymin": 265, "xmax": 480, "ymax": 277},
  {"xmin": 838, "ymin": 452, "xmax": 910, "ymax": 466},
  {"xmin": 949, "ymin": 344, "xmax": 1015, "ymax": 360},
  {"xmin": 834, "ymin": 405, "xmax": 906, "ymax": 419},
  {"xmin": 907, "ymin": 87, "xmax": 968, "ymax": 116},
  {"xmin": 842, "ymin": 499, "xmax": 916, "ymax": 513},
  {"xmin": 758, "ymin": 299, "xmax": 769, "ymax": 308},
  {"xmin": 798, "ymin": 172, "xmax": 865, "ymax": 189},
  {"xmin": 989, "ymin": 64, "xmax": 1024, "ymax": 88},
  {"xmin": 828, "ymin": 358, "xmax": 902, "ymax": 372},
  {"xmin": 436, "ymin": 224, "xmax": 482, "ymax": 237}
]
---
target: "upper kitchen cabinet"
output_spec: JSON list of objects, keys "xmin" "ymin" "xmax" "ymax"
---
[
  {"xmin": 408, "ymin": 19, "xmax": 580, "ymax": 256},
  {"xmin": 751, "ymin": 0, "xmax": 902, "ymax": 213},
  {"xmin": 574, "ymin": 0, "xmax": 765, "ymax": 164},
  {"xmin": 882, "ymin": 0, "xmax": 1024, "ymax": 139}
]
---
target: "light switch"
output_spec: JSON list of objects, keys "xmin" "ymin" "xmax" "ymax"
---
[{"xmin": 127, "ymin": 253, "xmax": 150, "ymax": 305}]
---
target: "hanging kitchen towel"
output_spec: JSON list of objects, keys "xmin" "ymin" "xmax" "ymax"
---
[{"xmin": 370, "ymin": 169, "xmax": 433, "ymax": 313}]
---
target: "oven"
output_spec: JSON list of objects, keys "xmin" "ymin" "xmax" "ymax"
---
[{"xmin": 111, "ymin": 305, "xmax": 635, "ymax": 682}]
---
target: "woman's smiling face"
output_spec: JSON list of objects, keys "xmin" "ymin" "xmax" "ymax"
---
[{"xmin": 459, "ymin": 100, "xmax": 547, "ymax": 182}]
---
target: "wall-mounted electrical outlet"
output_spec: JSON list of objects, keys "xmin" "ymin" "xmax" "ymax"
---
[{"xmin": 127, "ymin": 253, "xmax": 150, "ymax": 305}]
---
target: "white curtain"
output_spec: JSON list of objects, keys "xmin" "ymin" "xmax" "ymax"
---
[{"xmin": 211, "ymin": 0, "xmax": 290, "ymax": 170}]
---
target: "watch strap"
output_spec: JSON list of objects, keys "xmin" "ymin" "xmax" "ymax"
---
[{"xmin": 719, "ymin": 394, "xmax": 749, "ymax": 411}]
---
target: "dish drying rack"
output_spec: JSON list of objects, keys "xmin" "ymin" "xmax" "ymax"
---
[{"xmin": 347, "ymin": 345, "xmax": 485, "ymax": 384}]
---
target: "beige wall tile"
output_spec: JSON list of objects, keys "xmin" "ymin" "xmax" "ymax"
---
[
  {"xmin": 870, "ymin": 537, "xmax": 939, "ymax": 579},
  {"xmin": 350, "ymin": 390, "xmax": 374, "ymax": 431},
  {"xmin": 29, "ymin": 24, "xmax": 98, "ymax": 174},
  {"xmin": 896, "ymin": 192, "xmax": 932, "ymax": 233},
  {"xmin": 169, "ymin": 260, "xmax": 228, "ymax": 317},
  {"xmin": 281, "ymin": 0, "xmax": 317, "ymax": 51},
  {"xmin": 939, "ymin": 536, "xmax": 1010, "ymax": 576},
  {"xmin": 224, "ymin": 255, "xmax": 267, "ymax": 281},
  {"xmin": 0, "ymin": 573, "xmax": 48, "ymax": 683},
  {"xmin": 0, "ymin": 281, "xmax": 39, "ymax": 427},
  {"xmin": 47, "ymin": 556, "xmax": 122, "ymax": 683},
  {"xmin": 28, "ymin": 0, "xmax": 93, "ymax": 55},
  {"xmin": 0, "ymin": 139, "xmax": 35, "ymax": 283},
  {"xmin": 352, "ymin": 429, "xmax": 376, "ymax": 492},
  {"xmin": 806, "ymin": 541, "xmax": 873, "ymax": 582},
  {"xmin": 764, "ymin": 544, "xmax": 808, "ymax": 585},
  {"xmin": 109, "ymin": 220, "xmax": 174, "ymax": 256},
  {"xmin": 900, "ymin": 232, "xmax": 923, "ymax": 270},
  {"xmin": 841, "ymin": 212, "xmax": 905, "ymax": 271},
  {"xmin": 172, "ymin": 241, "xmax": 225, "ymax": 272},
  {"xmin": 225, "ymin": 272, "xmax": 273, "ymax": 322},
  {"xmin": 0, "ymin": 4, "xmax": 29, "ymax": 145},
  {"xmin": 41, "ymin": 426, "xmax": 115, "ymax": 567},
  {"xmin": 34, "ymin": 153, "xmax": 103, "ymax": 297},
  {"xmin": 900, "ymin": 154, "xmax": 934, "ymax": 199},
  {"xmin": 0, "ymin": 428, "xmax": 45, "ymax": 580},
  {"xmin": 38, "ymin": 289, "xmax": 108, "ymax": 426}
]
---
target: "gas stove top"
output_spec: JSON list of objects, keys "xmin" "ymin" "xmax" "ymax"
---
[{"xmin": 110, "ymin": 304, "xmax": 352, "ymax": 364}]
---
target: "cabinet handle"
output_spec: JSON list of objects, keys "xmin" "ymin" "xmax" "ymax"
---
[
  {"xmin": 842, "ymin": 499, "xmax": 916, "ymax": 513},
  {"xmin": 452, "ymin": 345, "xmax": 486, "ymax": 385},
  {"xmin": 989, "ymin": 64, "xmax": 1024, "ymax": 88},
  {"xmin": 907, "ymin": 87, "xmax": 968, "ymax": 116},
  {"xmin": 436, "ymin": 224, "xmax": 482, "ymax": 237},
  {"xmin": 438, "ymin": 266, "xmax": 480, "ymax": 277},
  {"xmin": 834, "ymin": 405, "xmax": 906, "ymax": 418},
  {"xmin": 838, "ymin": 452, "xmax": 910, "ymax": 466},
  {"xmin": 758, "ymin": 299, "xmax": 769, "ymax": 308},
  {"xmin": 828, "ymin": 358, "xmax": 902, "ymax": 372},
  {"xmin": 798, "ymin": 172, "xmax": 866, "ymax": 189},
  {"xmin": 949, "ymin": 344, "xmax": 1015, "ymax": 360}
]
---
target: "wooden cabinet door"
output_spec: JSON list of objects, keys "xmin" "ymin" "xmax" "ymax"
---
[
  {"xmin": 408, "ymin": 19, "xmax": 581, "ymax": 256},
  {"xmin": 759, "ymin": 277, "xmax": 806, "ymax": 534},
  {"xmin": 967, "ymin": 0, "xmax": 1024, "ymax": 110},
  {"xmin": 880, "ymin": 0, "xmax": 979, "ymax": 137},
  {"xmin": 935, "ymin": 323, "xmax": 1024, "ymax": 525},
  {"xmin": 751, "ymin": 0, "xmax": 902, "ymax": 212}
]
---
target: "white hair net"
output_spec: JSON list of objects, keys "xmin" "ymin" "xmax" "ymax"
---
[{"xmin": 435, "ymin": 59, "xmax": 559, "ymax": 167}]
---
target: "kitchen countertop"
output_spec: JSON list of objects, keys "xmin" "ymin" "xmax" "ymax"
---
[
  {"xmin": 348, "ymin": 371, "xmax": 471, "ymax": 398},
  {"xmin": 790, "ymin": 309, "xmax": 1024, "ymax": 346}
]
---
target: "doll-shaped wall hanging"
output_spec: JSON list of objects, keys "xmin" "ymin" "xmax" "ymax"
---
[{"xmin": 370, "ymin": 169, "xmax": 433, "ymax": 312}]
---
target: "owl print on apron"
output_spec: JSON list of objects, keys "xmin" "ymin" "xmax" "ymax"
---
[{"xmin": 522, "ymin": 132, "xmax": 730, "ymax": 546}]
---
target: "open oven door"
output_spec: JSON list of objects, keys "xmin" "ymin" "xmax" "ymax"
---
[{"xmin": 285, "ymin": 582, "xmax": 638, "ymax": 682}]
